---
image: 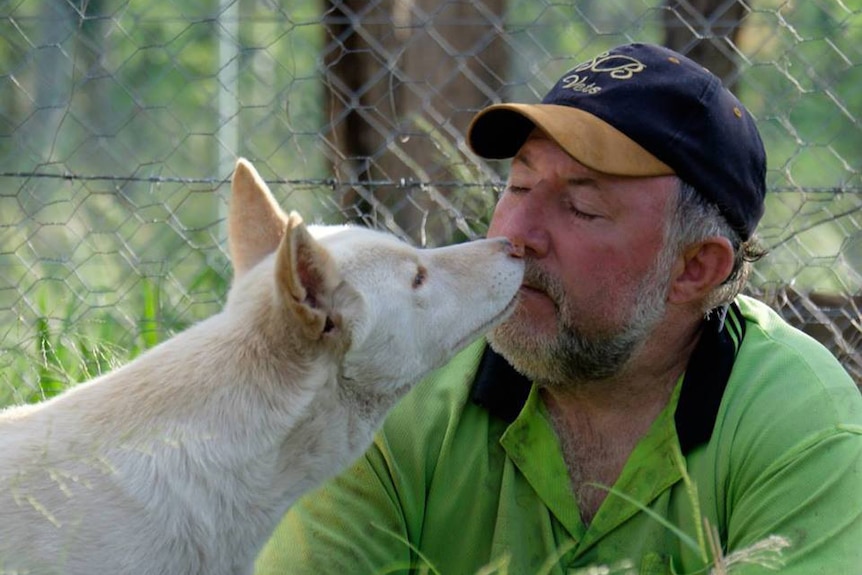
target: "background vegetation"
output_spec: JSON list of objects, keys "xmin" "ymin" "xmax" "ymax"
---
[{"xmin": 0, "ymin": 0, "xmax": 860, "ymax": 402}]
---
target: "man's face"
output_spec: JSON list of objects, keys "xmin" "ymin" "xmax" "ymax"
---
[{"xmin": 486, "ymin": 132, "xmax": 679, "ymax": 385}]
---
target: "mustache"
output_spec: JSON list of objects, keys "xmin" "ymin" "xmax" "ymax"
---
[{"xmin": 522, "ymin": 259, "xmax": 567, "ymax": 312}]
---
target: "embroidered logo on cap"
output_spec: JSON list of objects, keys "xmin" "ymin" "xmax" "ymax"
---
[{"xmin": 558, "ymin": 51, "xmax": 647, "ymax": 95}]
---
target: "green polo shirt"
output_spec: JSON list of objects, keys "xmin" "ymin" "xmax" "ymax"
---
[{"xmin": 255, "ymin": 295, "xmax": 862, "ymax": 574}]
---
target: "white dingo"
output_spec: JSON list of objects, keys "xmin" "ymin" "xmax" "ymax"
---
[{"xmin": 0, "ymin": 159, "xmax": 524, "ymax": 575}]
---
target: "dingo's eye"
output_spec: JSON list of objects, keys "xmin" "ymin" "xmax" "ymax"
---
[{"xmin": 412, "ymin": 266, "xmax": 427, "ymax": 289}]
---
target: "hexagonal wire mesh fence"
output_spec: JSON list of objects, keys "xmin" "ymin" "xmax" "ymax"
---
[{"xmin": 0, "ymin": 0, "xmax": 860, "ymax": 403}]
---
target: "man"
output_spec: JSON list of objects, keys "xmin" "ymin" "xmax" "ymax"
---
[{"xmin": 256, "ymin": 43, "xmax": 862, "ymax": 574}]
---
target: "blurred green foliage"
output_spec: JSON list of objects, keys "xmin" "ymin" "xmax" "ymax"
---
[{"xmin": 0, "ymin": 0, "xmax": 859, "ymax": 401}]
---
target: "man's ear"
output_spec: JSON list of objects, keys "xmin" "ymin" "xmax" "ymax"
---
[{"xmin": 668, "ymin": 237, "xmax": 735, "ymax": 305}]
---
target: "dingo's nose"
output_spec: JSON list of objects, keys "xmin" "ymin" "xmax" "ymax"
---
[{"xmin": 505, "ymin": 238, "xmax": 525, "ymax": 259}]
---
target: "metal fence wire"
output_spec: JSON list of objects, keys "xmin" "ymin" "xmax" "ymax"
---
[{"xmin": 0, "ymin": 0, "xmax": 860, "ymax": 400}]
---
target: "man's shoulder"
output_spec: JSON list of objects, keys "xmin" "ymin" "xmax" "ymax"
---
[
  {"xmin": 734, "ymin": 294, "xmax": 855, "ymax": 387},
  {"xmin": 721, "ymin": 295, "xmax": 861, "ymax": 442}
]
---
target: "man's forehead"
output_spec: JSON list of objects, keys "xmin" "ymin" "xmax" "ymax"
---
[{"xmin": 511, "ymin": 134, "xmax": 620, "ymax": 181}]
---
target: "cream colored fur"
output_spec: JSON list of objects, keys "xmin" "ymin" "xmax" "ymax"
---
[{"xmin": 0, "ymin": 159, "xmax": 524, "ymax": 575}]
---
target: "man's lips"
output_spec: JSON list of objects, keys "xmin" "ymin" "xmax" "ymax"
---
[
  {"xmin": 519, "ymin": 283, "xmax": 561, "ymax": 313},
  {"xmin": 519, "ymin": 284, "xmax": 550, "ymax": 301}
]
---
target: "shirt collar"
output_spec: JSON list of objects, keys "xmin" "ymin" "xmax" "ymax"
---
[{"xmin": 470, "ymin": 302, "xmax": 745, "ymax": 454}]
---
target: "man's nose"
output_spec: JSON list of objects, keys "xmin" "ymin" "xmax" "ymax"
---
[{"xmin": 496, "ymin": 186, "xmax": 551, "ymax": 259}]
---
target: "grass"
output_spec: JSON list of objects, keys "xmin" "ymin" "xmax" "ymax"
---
[{"xmin": 0, "ymin": 270, "xmax": 228, "ymax": 409}]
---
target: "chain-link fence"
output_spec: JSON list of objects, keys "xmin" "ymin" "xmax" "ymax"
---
[{"xmin": 1, "ymin": 0, "xmax": 860, "ymax": 402}]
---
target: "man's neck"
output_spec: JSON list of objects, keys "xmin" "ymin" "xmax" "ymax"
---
[{"xmin": 539, "ymin": 313, "xmax": 704, "ymax": 524}]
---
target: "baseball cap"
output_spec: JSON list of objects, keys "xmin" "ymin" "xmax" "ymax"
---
[{"xmin": 467, "ymin": 42, "xmax": 767, "ymax": 240}]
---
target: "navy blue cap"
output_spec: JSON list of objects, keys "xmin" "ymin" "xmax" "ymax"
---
[{"xmin": 467, "ymin": 43, "xmax": 767, "ymax": 240}]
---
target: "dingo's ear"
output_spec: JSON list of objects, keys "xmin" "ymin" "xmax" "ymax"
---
[
  {"xmin": 276, "ymin": 212, "xmax": 339, "ymax": 341},
  {"xmin": 229, "ymin": 158, "xmax": 289, "ymax": 277}
]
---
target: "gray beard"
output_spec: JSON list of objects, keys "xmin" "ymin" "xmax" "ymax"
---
[{"xmin": 488, "ymin": 253, "xmax": 673, "ymax": 386}]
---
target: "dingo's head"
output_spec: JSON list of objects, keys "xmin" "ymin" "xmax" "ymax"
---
[{"xmin": 227, "ymin": 159, "xmax": 523, "ymax": 396}]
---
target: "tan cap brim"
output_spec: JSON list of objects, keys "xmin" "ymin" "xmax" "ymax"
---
[{"xmin": 467, "ymin": 103, "xmax": 674, "ymax": 177}]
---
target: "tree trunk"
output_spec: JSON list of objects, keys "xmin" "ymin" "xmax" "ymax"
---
[
  {"xmin": 321, "ymin": 0, "xmax": 508, "ymax": 244},
  {"xmin": 662, "ymin": 0, "xmax": 748, "ymax": 90}
]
